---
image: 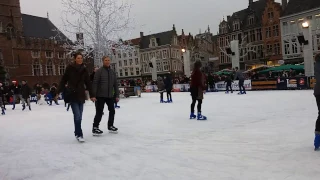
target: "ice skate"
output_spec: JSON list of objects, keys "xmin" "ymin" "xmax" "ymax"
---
[
  {"xmin": 76, "ymin": 136, "xmax": 85, "ymax": 142},
  {"xmin": 92, "ymin": 127, "xmax": 103, "ymax": 136},
  {"xmin": 22, "ymin": 104, "xmax": 25, "ymax": 111},
  {"xmin": 28, "ymin": 105, "xmax": 31, "ymax": 111},
  {"xmin": 108, "ymin": 126, "xmax": 118, "ymax": 134},
  {"xmin": 115, "ymin": 105, "xmax": 120, "ymax": 108},
  {"xmin": 197, "ymin": 112, "xmax": 207, "ymax": 120},
  {"xmin": 1, "ymin": 108, "xmax": 5, "ymax": 115},
  {"xmin": 190, "ymin": 113, "xmax": 196, "ymax": 119},
  {"xmin": 314, "ymin": 134, "xmax": 320, "ymax": 151}
]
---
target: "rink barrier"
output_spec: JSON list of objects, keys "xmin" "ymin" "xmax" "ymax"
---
[{"xmin": 251, "ymin": 80, "xmax": 277, "ymax": 90}]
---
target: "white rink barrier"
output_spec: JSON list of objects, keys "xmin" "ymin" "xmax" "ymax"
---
[{"xmin": 215, "ymin": 80, "xmax": 252, "ymax": 91}]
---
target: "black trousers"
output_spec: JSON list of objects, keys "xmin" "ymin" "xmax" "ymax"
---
[
  {"xmin": 160, "ymin": 92, "xmax": 164, "ymax": 100},
  {"xmin": 93, "ymin": 97, "xmax": 115, "ymax": 128},
  {"xmin": 226, "ymin": 84, "xmax": 233, "ymax": 92},
  {"xmin": 315, "ymin": 95, "xmax": 320, "ymax": 132},
  {"xmin": 166, "ymin": 89, "xmax": 172, "ymax": 100},
  {"xmin": 238, "ymin": 79, "xmax": 246, "ymax": 92},
  {"xmin": 190, "ymin": 87, "xmax": 202, "ymax": 113}
]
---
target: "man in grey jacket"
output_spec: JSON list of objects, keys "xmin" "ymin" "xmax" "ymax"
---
[
  {"xmin": 234, "ymin": 67, "xmax": 246, "ymax": 94},
  {"xmin": 91, "ymin": 56, "xmax": 119, "ymax": 135}
]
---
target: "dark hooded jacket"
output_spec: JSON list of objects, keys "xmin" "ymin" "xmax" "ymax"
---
[
  {"xmin": 164, "ymin": 75, "xmax": 173, "ymax": 91},
  {"xmin": 314, "ymin": 59, "xmax": 320, "ymax": 96}
]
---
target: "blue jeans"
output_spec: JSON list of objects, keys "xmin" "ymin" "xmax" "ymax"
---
[{"xmin": 70, "ymin": 102, "xmax": 84, "ymax": 137}]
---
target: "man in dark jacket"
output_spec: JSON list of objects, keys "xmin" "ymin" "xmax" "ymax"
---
[
  {"xmin": 20, "ymin": 80, "xmax": 31, "ymax": 111},
  {"xmin": 10, "ymin": 81, "xmax": 22, "ymax": 110},
  {"xmin": 91, "ymin": 56, "xmax": 119, "ymax": 135},
  {"xmin": 164, "ymin": 74, "xmax": 173, "ymax": 102},
  {"xmin": 313, "ymin": 53, "xmax": 320, "ymax": 150},
  {"xmin": 234, "ymin": 67, "xmax": 246, "ymax": 94}
]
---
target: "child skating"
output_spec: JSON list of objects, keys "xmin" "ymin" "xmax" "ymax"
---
[
  {"xmin": 224, "ymin": 75, "xmax": 233, "ymax": 93},
  {"xmin": 157, "ymin": 77, "xmax": 165, "ymax": 103}
]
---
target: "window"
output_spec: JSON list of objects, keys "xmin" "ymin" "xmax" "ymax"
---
[
  {"xmin": 151, "ymin": 38, "xmax": 156, "ymax": 47},
  {"xmin": 315, "ymin": 14, "xmax": 320, "ymax": 29},
  {"xmin": 124, "ymin": 68, "xmax": 128, "ymax": 76},
  {"xmin": 163, "ymin": 50, "xmax": 167, "ymax": 59},
  {"xmin": 220, "ymin": 52, "xmax": 225, "ymax": 64},
  {"xmin": 266, "ymin": 27, "xmax": 271, "ymax": 38},
  {"xmin": 136, "ymin": 68, "xmax": 140, "ymax": 75},
  {"xmin": 273, "ymin": 25, "xmax": 279, "ymax": 36},
  {"xmin": 135, "ymin": 58, "xmax": 139, "ymax": 65},
  {"xmin": 32, "ymin": 60, "xmax": 41, "ymax": 76},
  {"xmin": 268, "ymin": 12, "xmax": 274, "ymax": 19},
  {"xmin": 124, "ymin": 60, "xmax": 127, "ymax": 66},
  {"xmin": 156, "ymin": 51, "xmax": 160, "ymax": 59},
  {"xmin": 58, "ymin": 52, "xmax": 65, "ymax": 59},
  {"xmin": 111, "ymin": 64, "xmax": 116, "ymax": 71},
  {"xmin": 129, "ymin": 52, "xmax": 132, "ymax": 57},
  {"xmin": 256, "ymin": 28, "xmax": 262, "ymax": 41},
  {"xmin": 163, "ymin": 61, "xmax": 169, "ymax": 71},
  {"xmin": 119, "ymin": 61, "xmax": 122, "ymax": 67},
  {"xmin": 274, "ymin": 43, "xmax": 280, "ymax": 55},
  {"xmin": 119, "ymin": 69, "xmax": 123, "ymax": 77},
  {"xmin": 250, "ymin": 30, "xmax": 255, "ymax": 42},
  {"xmin": 46, "ymin": 60, "xmax": 54, "ymax": 75},
  {"xmin": 267, "ymin": 44, "xmax": 273, "ymax": 54},
  {"xmin": 45, "ymin": 51, "xmax": 53, "ymax": 58},
  {"xmin": 134, "ymin": 51, "xmax": 137, "ymax": 56},
  {"xmin": 292, "ymin": 41, "xmax": 298, "ymax": 54},
  {"xmin": 0, "ymin": 22, "xmax": 2, "ymax": 33},
  {"xmin": 129, "ymin": 59, "xmax": 133, "ymax": 65},
  {"xmin": 283, "ymin": 22, "xmax": 289, "ymax": 35},
  {"xmin": 257, "ymin": 45, "xmax": 263, "ymax": 58},
  {"xmin": 290, "ymin": 21, "xmax": 298, "ymax": 33},
  {"xmin": 31, "ymin": 51, "xmax": 40, "ymax": 58},
  {"xmin": 118, "ymin": 53, "xmax": 121, "ymax": 58},
  {"xmin": 232, "ymin": 35, "xmax": 236, "ymax": 40},
  {"xmin": 156, "ymin": 61, "xmax": 162, "ymax": 72},
  {"xmin": 284, "ymin": 41, "xmax": 290, "ymax": 55},
  {"xmin": 248, "ymin": 15, "xmax": 254, "ymax": 25},
  {"xmin": 123, "ymin": 53, "xmax": 127, "ymax": 58},
  {"xmin": 59, "ymin": 61, "xmax": 66, "ymax": 75},
  {"xmin": 173, "ymin": 36, "xmax": 178, "ymax": 45},
  {"xmin": 130, "ymin": 67, "xmax": 134, "ymax": 75},
  {"xmin": 172, "ymin": 50, "xmax": 176, "ymax": 58},
  {"xmin": 233, "ymin": 21, "xmax": 240, "ymax": 31},
  {"xmin": 172, "ymin": 61, "xmax": 177, "ymax": 71}
]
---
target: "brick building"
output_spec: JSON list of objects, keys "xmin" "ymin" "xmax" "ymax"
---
[
  {"xmin": 0, "ymin": 0, "xmax": 91, "ymax": 88},
  {"xmin": 262, "ymin": 0, "xmax": 283, "ymax": 66}
]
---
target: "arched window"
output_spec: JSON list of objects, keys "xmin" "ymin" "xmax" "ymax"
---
[
  {"xmin": 0, "ymin": 21, "xmax": 3, "ymax": 33},
  {"xmin": 59, "ymin": 60, "xmax": 66, "ymax": 75},
  {"xmin": 46, "ymin": 60, "xmax": 54, "ymax": 76},
  {"xmin": 32, "ymin": 59, "xmax": 41, "ymax": 76},
  {"xmin": 6, "ymin": 23, "xmax": 14, "ymax": 36}
]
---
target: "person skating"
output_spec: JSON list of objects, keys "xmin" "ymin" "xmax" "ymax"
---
[
  {"xmin": 0, "ymin": 83, "xmax": 6, "ymax": 115},
  {"xmin": 10, "ymin": 81, "xmax": 22, "ymax": 110},
  {"xmin": 190, "ymin": 61, "xmax": 207, "ymax": 120},
  {"xmin": 91, "ymin": 56, "xmax": 119, "ymax": 136},
  {"xmin": 313, "ymin": 53, "xmax": 320, "ymax": 150},
  {"xmin": 234, "ymin": 67, "xmax": 246, "ymax": 94},
  {"xmin": 164, "ymin": 74, "xmax": 173, "ymax": 103},
  {"xmin": 58, "ymin": 52, "xmax": 94, "ymax": 142},
  {"xmin": 157, "ymin": 76, "xmax": 165, "ymax": 103},
  {"xmin": 49, "ymin": 85, "xmax": 59, "ymax": 105},
  {"xmin": 224, "ymin": 75, "xmax": 233, "ymax": 93},
  {"xmin": 20, "ymin": 80, "xmax": 32, "ymax": 111},
  {"xmin": 0, "ymin": 83, "xmax": 7, "ymax": 110}
]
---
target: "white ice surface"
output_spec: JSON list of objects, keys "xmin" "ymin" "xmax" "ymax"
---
[{"xmin": 0, "ymin": 91, "xmax": 320, "ymax": 180}]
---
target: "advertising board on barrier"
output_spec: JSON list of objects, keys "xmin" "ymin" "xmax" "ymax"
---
[
  {"xmin": 173, "ymin": 84, "xmax": 190, "ymax": 92},
  {"xmin": 277, "ymin": 77, "xmax": 308, "ymax": 89},
  {"xmin": 215, "ymin": 80, "xmax": 252, "ymax": 91},
  {"xmin": 145, "ymin": 85, "xmax": 158, "ymax": 92}
]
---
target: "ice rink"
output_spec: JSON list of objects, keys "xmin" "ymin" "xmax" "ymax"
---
[{"xmin": 0, "ymin": 90, "xmax": 319, "ymax": 180}]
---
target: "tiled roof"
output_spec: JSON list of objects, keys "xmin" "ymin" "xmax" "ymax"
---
[
  {"xmin": 140, "ymin": 30, "xmax": 175, "ymax": 49},
  {"xmin": 21, "ymin": 14, "xmax": 69, "ymax": 41},
  {"xmin": 282, "ymin": 0, "xmax": 320, "ymax": 17}
]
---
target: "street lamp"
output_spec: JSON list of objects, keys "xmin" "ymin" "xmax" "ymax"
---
[
  {"xmin": 302, "ymin": 22, "xmax": 309, "ymax": 28},
  {"xmin": 181, "ymin": 48, "xmax": 186, "ymax": 53},
  {"xmin": 299, "ymin": 21, "xmax": 314, "ymax": 76},
  {"xmin": 181, "ymin": 48, "xmax": 191, "ymax": 76}
]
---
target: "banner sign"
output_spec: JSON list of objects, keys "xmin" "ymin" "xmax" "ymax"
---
[
  {"xmin": 173, "ymin": 84, "xmax": 190, "ymax": 92},
  {"xmin": 145, "ymin": 85, "xmax": 158, "ymax": 92},
  {"xmin": 215, "ymin": 80, "xmax": 252, "ymax": 91},
  {"xmin": 30, "ymin": 94, "xmax": 37, "ymax": 102},
  {"xmin": 277, "ymin": 77, "xmax": 308, "ymax": 89}
]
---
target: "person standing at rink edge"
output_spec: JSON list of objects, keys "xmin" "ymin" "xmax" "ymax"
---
[
  {"xmin": 91, "ymin": 56, "xmax": 119, "ymax": 136},
  {"xmin": 313, "ymin": 53, "xmax": 320, "ymax": 151}
]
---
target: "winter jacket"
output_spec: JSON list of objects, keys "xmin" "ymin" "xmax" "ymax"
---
[
  {"xmin": 50, "ymin": 87, "xmax": 57, "ymax": 97},
  {"xmin": 164, "ymin": 75, "xmax": 173, "ymax": 91},
  {"xmin": 234, "ymin": 70, "xmax": 245, "ymax": 80},
  {"xmin": 157, "ymin": 77, "xmax": 165, "ymax": 91},
  {"xmin": 190, "ymin": 68, "xmax": 205, "ymax": 99},
  {"xmin": 314, "ymin": 60, "xmax": 320, "ymax": 96},
  {"xmin": 92, "ymin": 66, "xmax": 119, "ymax": 98},
  {"xmin": 90, "ymin": 72, "xmax": 95, "ymax": 82},
  {"xmin": 58, "ymin": 63, "xmax": 93, "ymax": 103},
  {"xmin": 10, "ymin": 84, "xmax": 21, "ymax": 94},
  {"xmin": 21, "ymin": 84, "xmax": 31, "ymax": 99},
  {"xmin": 225, "ymin": 76, "xmax": 233, "ymax": 85},
  {"xmin": 35, "ymin": 86, "xmax": 42, "ymax": 94}
]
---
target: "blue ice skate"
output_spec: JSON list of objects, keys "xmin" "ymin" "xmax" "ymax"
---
[
  {"xmin": 1, "ymin": 108, "xmax": 5, "ymax": 115},
  {"xmin": 197, "ymin": 112, "xmax": 207, "ymax": 120},
  {"xmin": 115, "ymin": 104, "xmax": 120, "ymax": 108},
  {"xmin": 190, "ymin": 113, "xmax": 196, "ymax": 119},
  {"xmin": 314, "ymin": 134, "xmax": 320, "ymax": 151},
  {"xmin": 225, "ymin": 91, "xmax": 229, "ymax": 94},
  {"xmin": 167, "ymin": 98, "xmax": 172, "ymax": 103}
]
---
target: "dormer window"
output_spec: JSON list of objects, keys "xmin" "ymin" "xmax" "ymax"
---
[
  {"xmin": 248, "ymin": 15, "xmax": 254, "ymax": 25},
  {"xmin": 173, "ymin": 36, "xmax": 178, "ymax": 45},
  {"xmin": 233, "ymin": 20, "xmax": 240, "ymax": 31},
  {"xmin": 150, "ymin": 38, "xmax": 156, "ymax": 47},
  {"xmin": 268, "ymin": 11, "xmax": 274, "ymax": 19},
  {"xmin": 220, "ymin": 23, "xmax": 228, "ymax": 34}
]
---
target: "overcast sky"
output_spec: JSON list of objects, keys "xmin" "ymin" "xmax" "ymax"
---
[{"xmin": 20, "ymin": 0, "xmax": 282, "ymax": 40}]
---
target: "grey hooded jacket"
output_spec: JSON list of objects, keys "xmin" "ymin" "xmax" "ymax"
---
[{"xmin": 92, "ymin": 66, "xmax": 119, "ymax": 98}]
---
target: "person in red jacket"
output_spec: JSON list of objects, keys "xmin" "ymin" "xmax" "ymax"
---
[{"xmin": 190, "ymin": 61, "xmax": 207, "ymax": 120}]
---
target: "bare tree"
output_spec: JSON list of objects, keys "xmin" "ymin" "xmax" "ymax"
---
[
  {"xmin": 219, "ymin": 35, "xmax": 256, "ymax": 59},
  {"xmin": 61, "ymin": 0, "xmax": 133, "ymax": 66}
]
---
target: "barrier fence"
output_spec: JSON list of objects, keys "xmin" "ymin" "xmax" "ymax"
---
[{"xmin": 143, "ymin": 76, "xmax": 316, "ymax": 92}]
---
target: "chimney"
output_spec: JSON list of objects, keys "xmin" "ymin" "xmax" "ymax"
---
[
  {"xmin": 140, "ymin": 32, "xmax": 144, "ymax": 38},
  {"xmin": 282, "ymin": 0, "xmax": 287, "ymax": 10},
  {"xmin": 249, "ymin": 0, "xmax": 253, "ymax": 6},
  {"xmin": 227, "ymin": 16, "xmax": 231, "ymax": 21}
]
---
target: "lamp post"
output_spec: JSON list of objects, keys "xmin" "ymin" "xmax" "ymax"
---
[
  {"xmin": 149, "ymin": 57, "xmax": 157, "ymax": 80},
  {"xmin": 301, "ymin": 22, "xmax": 314, "ymax": 76},
  {"xmin": 181, "ymin": 48, "xmax": 191, "ymax": 77}
]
